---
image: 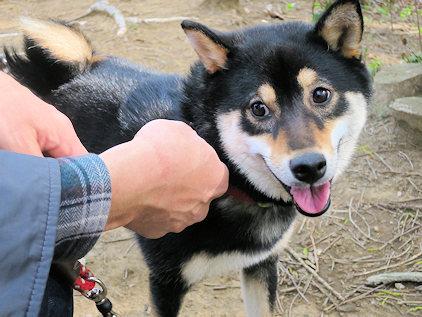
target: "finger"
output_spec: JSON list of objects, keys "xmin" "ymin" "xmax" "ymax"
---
[
  {"xmin": 5, "ymin": 141, "xmax": 44, "ymax": 157},
  {"xmin": 210, "ymin": 162, "xmax": 230, "ymax": 199},
  {"xmin": 0, "ymin": 133, "xmax": 44, "ymax": 157},
  {"xmin": 192, "ymin": 202, "xmax": 210, "ymax": 224},
  {"xmin": 46, "ymin": 136, "xmax": 88, "ymax": 158},
  {"xmin": 42, "ymin": 123, "xmax": 88, "ymax": 158}
]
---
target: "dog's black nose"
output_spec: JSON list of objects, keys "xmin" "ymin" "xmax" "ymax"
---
[{"xmin": 290, "ymin": 152, "xmax": 327, "ymax": 184}]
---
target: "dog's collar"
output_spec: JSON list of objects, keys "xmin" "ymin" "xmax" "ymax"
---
[
  {"xmin": 226, "ymin": 185, "xmax": 255, "ymax": 204},
  {"xmin": 226, "ymin": 185, "xmax": 275, "ymax": 208}
]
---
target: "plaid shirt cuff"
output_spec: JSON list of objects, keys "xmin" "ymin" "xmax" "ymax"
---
[{"xmin": 54, "ymin": 154, "xmax": 111, "ymax": 261}]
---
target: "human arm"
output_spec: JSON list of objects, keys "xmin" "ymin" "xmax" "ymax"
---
[
  {"xmin": 100, "ymin": 119, "xmax": 229, "ymax": 239},
  {"xmin": 0, "ymin": 71, "xmax": 87, "ymax": 157},
  {"xmin": 53, "ymin": 119, "xmax": 229, "ymax": 260}
]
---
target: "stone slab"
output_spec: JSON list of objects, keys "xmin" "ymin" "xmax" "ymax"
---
[
  {"xmin": 371, "ymin": 64, "xmax": 422, "ymax": 116},
  {"xmin": 391, "ymin": 97, "xmax": 422, "ymax": 132}
]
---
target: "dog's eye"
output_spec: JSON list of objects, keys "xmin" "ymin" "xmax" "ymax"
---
[
  {"xmin": 250, "ymin": 102, "xmax": 269, "ymax": 118},
  {"xmin": 312, "ymin": 88, "xmax": 331, "ymax": 105}
]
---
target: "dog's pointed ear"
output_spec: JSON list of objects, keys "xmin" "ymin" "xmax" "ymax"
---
[
  {"xmin": 182, "ymin": 20, "xmax": 230, "ymax": 73},
  {"xmin": 314, "ymin": 0, "xmax": 364, "ymax": 59}
]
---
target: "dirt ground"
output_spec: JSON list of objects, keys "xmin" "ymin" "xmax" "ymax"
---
[{"xmin": 1, "ymin": 0, "xmax": 422, "ymax": 316}]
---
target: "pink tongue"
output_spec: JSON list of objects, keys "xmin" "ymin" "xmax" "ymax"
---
[{"xmin": 290, "ymin": 182, "xmax": 331, "ymax": 214}]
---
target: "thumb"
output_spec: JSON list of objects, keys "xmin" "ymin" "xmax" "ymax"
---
[{"xmin": 45, "ymin": 137, "xmax": 88, "ymax": 158}]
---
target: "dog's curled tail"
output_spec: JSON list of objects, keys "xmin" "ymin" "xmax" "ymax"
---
[{"xmin": 4, "ymin": 18, "xmax": 104, "ymax": 96}]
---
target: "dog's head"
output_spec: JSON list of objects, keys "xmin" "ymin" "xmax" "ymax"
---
[{"xmin": 181, "ymin": 0, "xmax": 371, "ymax": 217}]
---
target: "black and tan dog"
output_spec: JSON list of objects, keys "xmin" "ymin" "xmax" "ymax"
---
[{"xmin": 5, "ymin": 0, "xmax": 371, "ymax": 315}]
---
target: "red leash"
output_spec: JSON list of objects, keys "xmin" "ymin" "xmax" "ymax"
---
[{"xmin": 72, "ymin": 262, "xmax": 97, "ymax": 294}]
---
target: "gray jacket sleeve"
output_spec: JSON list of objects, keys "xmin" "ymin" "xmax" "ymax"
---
[
  {"xmin": 0, "ymin": 150, "xmax": 60, "ymax": 317},
  {"xmin": 0, "ymin": 151, "xmax": 111, "ymax": 317}
]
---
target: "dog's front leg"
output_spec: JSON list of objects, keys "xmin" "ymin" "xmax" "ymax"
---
[
  {"xmin": 148, "ymin": 272, "xmax": 189, "ymax": 317},
  {"xmin": 241, "ymin": 255, "xmax": 278, "ymax": 317}
]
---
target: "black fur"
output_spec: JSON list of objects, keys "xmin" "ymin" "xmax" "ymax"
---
[{"xmin": 5, "ymin": 1, "xmax": 371, "ymax": 315}]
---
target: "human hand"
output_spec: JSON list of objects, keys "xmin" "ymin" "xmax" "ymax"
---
[
  {"xmin": 100, "ymin": 119, "xmax": 229, "ymax": 239},
  {"xmin": 0, "ymin": 71, "xmax": 87, "ymax": 157}
]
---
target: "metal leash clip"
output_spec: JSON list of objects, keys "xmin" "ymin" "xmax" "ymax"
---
[{"xmin": 84, "ymin": 276, "xmax": 118, "ymax": 317}]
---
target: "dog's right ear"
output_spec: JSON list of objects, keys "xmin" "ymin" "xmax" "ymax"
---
[
  {"xmin": 181, "ymin": 20, "xmax": 230, "ymax": 74},
  {"xmin": 314, "ymin": 0, "xmax": 364, "ymax": 59}
]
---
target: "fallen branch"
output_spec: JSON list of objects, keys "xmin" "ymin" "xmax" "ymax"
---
[
  {"xmin": 366, "ymin": 272, "xmax": 422, "ymax": 285},
  {"xmin": 72, "ymin": 0, "xmax": 127, "ymax": 36}
]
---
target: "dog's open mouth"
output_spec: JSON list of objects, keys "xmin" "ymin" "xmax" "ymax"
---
[{"xmin": 283, "ymin": 182, "xmax": 331, "ymax": 217}]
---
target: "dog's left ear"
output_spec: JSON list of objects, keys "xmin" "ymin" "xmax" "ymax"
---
[
  {"xmin": 314, "ymin": 0, "xmax": 364, "ymax": 59},
  {"xmin": 182, "ymin": 20, "xmax": 231, "ymax": 74}
]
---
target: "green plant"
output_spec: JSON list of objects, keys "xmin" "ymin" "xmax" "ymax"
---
[
  {"xmin": 402, "ymin": 52, "xmax": 422, "ymax": 63},
  {"xmin": 286, "ymin": 3, "xmax": 296, "ymax": 10},
  {"xmin": 312, "ymin": 1, "xmax": 332, "ymax": 23},
  {"xmin": 400, "ymin": 5, "xmax": 414, "ymax": 19},
  {"xmin": 367, "ymin": 58, "xmax": 382, "ymax": 79}
]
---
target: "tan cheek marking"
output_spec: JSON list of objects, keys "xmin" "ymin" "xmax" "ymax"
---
[
  {"xmin": 258, "ymin": 131, "xmax": 291, "ymax": 161},
  {"xmin": 312, "ymin": 120, "xmax": 338, "ymax": 152}
]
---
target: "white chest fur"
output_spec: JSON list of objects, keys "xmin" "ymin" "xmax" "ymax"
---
[{"xmin": 181, "ymin": 224, "xmax": 295, "ymax": 286}]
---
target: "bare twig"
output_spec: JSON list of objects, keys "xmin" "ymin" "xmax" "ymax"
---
[
  {"xmin": 286, "ymin": 246, "xmax": 344, "ymax": 301},
  {"xmin": 288, "ymin": 293, "xmax": 300, "ymax": 317},
  {"xmin": 312, "ymin": 280, "xmax": 340, "ymax": 305},
  {"xmin": 304, "ymin": 232, "xmax": 335, "ymax": 249},
  {"xmin": 412, "ymin": 210, "xmax": 419, "ymax": 228},
  {"xmin": 278, "ymin": 286, "xmax": 302, "ymax": 293},
  {"xmin": 123, "ymin": 241, "xmax": 137, "ymax": 257},
  {"xmin": 278, "ymin": 261, "xmax": 309, "ymax": 303},
  {"xmin": 0, "ymin": 33, "xmax": 21, "ymax": 38},
  {"xmin": 398, "ymin": 151, "xmax": 414, "ymax": 170},
  {"xmin": 351, "ymin": 237, "xmax": 366, "ymax": 249},
  {"xmin": 379, "ymin": 171, "xmax": 422, "ymax": 177},
  {"xmin": 355, "ymin": 246, "xmax": 412, "ymax": 263},
  {"xmin": 374, "ymin": 152, "xmax": 393, "ymax": 171},
  {"xmin": 102, "ymin": 237, "xmax": 132, "ymax": 243},
  {"xmin": 349, "ymin": 197, "xmax": 371, "ymax": 240},
  {"xmin": 391, "ymin": 197, "xmax": 422, "ymax": 203},
  {"xmin": 365, "ymin": 158, "xmax": 377, "ymax": 179},
  {"xmin": 126, "ymin": 17, "xmax": 193, "ymax": 23},
  {"xmin": 310, "ymin": 224, "xmax": 319, "ymax": 273},
  {"xmin": 297, "ymin": 217, "xmax": 307, "ymax": 234},
  {"xmin": 355, "ymin": 251, "xmax": 422, "ymax": 276},
  {"xmin": 324, "ymin": 284, "xmax": 385, "ymax": 313},
  {"xmin": 408, "ymin": 178, "xmax": 422, "ymax": 193},
  {"xmin": 322, "ymin": 236, "xmax": 342, "ymax": 254},
  {"xmin": 379, "ymin": 225, "xmax": 421, "ymax": 250},
  {"xmin": 276, "ymin": 290, "xmax": 284, "ymax": 313}
]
